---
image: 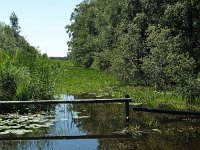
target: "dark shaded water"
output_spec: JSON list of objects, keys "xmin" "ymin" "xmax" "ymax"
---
[{"xmin": 0, "ymin": 94, "xmax": 200, "ymax": 150}]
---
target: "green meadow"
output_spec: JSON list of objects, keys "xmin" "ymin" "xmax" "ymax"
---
[{"xmin": 55, "ymin": 60, "xmax": 200, "ymax": 111}]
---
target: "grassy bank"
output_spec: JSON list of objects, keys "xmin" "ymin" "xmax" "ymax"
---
[{"xmin": 56, "ymin": 60, "xmax": 200, "ymax": 110}]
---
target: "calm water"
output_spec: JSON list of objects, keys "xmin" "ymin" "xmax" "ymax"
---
[{"xmin": 0, "ymin": 94, "xmax": 200, "ymax": 150}]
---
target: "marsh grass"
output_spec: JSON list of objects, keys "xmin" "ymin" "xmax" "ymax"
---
[
  {"xmin": 0, "ymin": 50, "xmax": 59, "ymax": 113},
  {"xmin": 56, "ymin": 61, "xmax": 118, "ymax": 95},
  {"xmin": 56, "ymin": 60, "xmax": 200, "ymax": 110}
]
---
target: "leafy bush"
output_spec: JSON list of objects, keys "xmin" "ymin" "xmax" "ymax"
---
[
  {"xmin": 0, "ymin": 17, "xmax": 58, "ymax": 112},
  {"xmin": 92, "ymin": 52, "xmax": 111, "ymax": 71}
]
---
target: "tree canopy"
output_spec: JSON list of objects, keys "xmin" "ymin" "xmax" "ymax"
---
[{"xmin": 66, "ymin": 0, "xmax": 200, "ymax": 100}]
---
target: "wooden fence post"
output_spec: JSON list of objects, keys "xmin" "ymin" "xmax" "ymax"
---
[{"xmin": 125, "ymin": 95, "xmax": 130, "ymax": 127}]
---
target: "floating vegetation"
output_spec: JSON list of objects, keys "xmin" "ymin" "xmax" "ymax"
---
[
  {"xmin": 55, "ymin": 61, "xmax": 200, "ymax": 111},
  {"xmin": 0, "ymin": 109, "xmax": 92, "ymax": 136},
  {"xmin": 0, "ymin": 113, "xmax": 55, "ymax": 136},
  {"xmin": 72, "ymin": 115, "xmax": 90, "ymax": 119}
]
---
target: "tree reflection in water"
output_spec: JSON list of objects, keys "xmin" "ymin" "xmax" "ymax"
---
[{"xmin": 0, "ymin": 96, "xmax": 200, "ymax": 150}]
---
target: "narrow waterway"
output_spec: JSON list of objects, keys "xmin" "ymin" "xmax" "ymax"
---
[{"xmin": 0, "ymin": 94, "xmax": 200, "ymax": 150}]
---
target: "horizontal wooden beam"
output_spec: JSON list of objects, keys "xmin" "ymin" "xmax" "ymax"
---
[
  {"xmin": 133, "ymin": 107, "xmax": 200, "ymax": 116},
  {"xmin": 0, "ymin": 98, "xmax": 131, "ymax": 105},
  {"xmin": 0, "ymin": 134, "xmax": 132, "ymax": 141}
]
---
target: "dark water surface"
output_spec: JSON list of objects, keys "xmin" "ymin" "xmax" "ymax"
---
[{"xmin": 0, "ymin": 94, "xmax": 200, "ymax": 150}]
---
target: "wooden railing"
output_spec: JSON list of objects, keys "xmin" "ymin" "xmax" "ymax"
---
[
  {"xmin": 0, "ymin": 134, "xmax": 132, "ymax": 141},
  {"xmin": 0, "ymin": 97, "xmax": 131, "ymax": 141},
  {"xmin": 0, "ymin": 97, "xmax": 131, "ymax": 126}
]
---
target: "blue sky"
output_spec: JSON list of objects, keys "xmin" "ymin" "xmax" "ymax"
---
[{"xmin": 0, "ymin": 0, "xmax": 83, "ymax": 57}]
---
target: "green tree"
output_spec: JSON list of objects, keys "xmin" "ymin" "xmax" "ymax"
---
[
  {"xmin": 143, "ymin": 25, "xmax": 195, "ymax": 91},
  {"xmin": 66, "ymin": 1, "xmax": 97, "ymax": 67},
  {"xmin": 66, "ymin": 0, "xmax": 200, "ymax": 99},
  {"xmin": 9, "ymin": 11, "xmax": 21, "ymax": 36}
]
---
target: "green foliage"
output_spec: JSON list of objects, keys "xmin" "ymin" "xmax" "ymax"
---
[
  {"xmin": 57, "ymin": 61, "xmax": 200, "ymax": 110},
  {"xmin": 0, "ymin": 13, "xmax": 58, "ymax": 112},
  {"xmin": 92, "ymin": 52, "xmax": 111, "ymax": 71},
  {"xmin": 0, "ymin": 53, "xmax": 18, "ymax": 100},
  {"xmin": 0, "ymin": 51, "xmax": 57, "ymax": 102},
  {"xmin": 56, "ymin": 60, "xmax": 118, "ymax": 95},
  {"xmin": 143, "ymin": 25, "xmax": 195, "ymax": 90},
  {"xmin": 9, "ymin": 11, "xmax": 21, "ymax": 36},
  {"xmin": 66, "ymin": 0, "xmax": 200, "ymax": 101},
  {"xmin": 66, "ymin": 1, "xmax": 97, "ymax": 67}
]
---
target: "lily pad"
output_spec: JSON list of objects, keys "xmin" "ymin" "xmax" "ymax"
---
[
  {"xmin": 72, "ymin": 116, "xmax": 90, "ymax": 119},
  {"xmin": 10, "ymin": 129, "xmax": 32, "ymax": 135},
  {"xmin": 0, "ymin": 131, "xmax": 11, "ymax": 135}
]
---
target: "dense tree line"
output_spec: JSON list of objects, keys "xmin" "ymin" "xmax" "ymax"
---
[
  {"xmin": 66, "ymin": 0, "xmax": 200, "ymax": 100},
  {"xmin": 0, "ymin": 12, "xmax": 57, "ymax": 112}
]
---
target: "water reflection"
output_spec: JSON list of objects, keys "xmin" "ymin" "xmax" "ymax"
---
[
  {"xmin": 0, "ymin": 94, "xmax": 99, "ymax": 150},
  {"xmin": 0, "ymin": 139, "xmax": 98, "ymax": 150},
  {"xmin": 0, "ymin": 94, "xmax": 200, "ymax": 150}
]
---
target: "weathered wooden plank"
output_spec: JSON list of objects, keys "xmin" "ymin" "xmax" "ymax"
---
[
  {"xmin": 133, "ymin": 107, "xmax": 200, "ymax": 116},
  {"xmin": 0, "ymin": 134, "xmax": 132, "ymax": 141},
  {"xmin": 0, "ymin": 98, "xmax": 131, "ymax": 105}
]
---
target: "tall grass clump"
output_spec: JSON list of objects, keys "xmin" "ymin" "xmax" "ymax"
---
[
  {"xmin": 0, "ymin": 51, "xmax": 57, "ymax": 101},
  {"xmin": 0, "ymin": 20, "xmax": 58, "ymax": 112}
]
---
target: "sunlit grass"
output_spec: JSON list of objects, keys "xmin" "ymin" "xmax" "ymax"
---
[
  {"xmin": 55, "ymin": 61, "xmax": 118, "ymax": 95},
  {"xmin": 55, "ymin": 60, "xmax": 200, "ymax": 110}
]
